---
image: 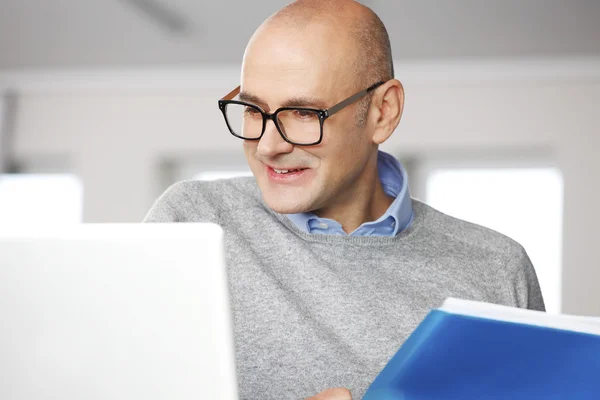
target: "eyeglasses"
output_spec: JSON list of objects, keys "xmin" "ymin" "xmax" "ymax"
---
[{"xmin": 217, "ymin": 81, "xmax": 384, "ymax": 146}]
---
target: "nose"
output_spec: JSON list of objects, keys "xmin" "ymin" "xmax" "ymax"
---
[{"xmin": 257, "ymin": 118, "xmax": 294, "ymax": 157}]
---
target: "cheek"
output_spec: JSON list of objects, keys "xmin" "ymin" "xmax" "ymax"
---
[
  {"xmin": 319, "ymin": 119, "xmax": 367, "ymax": 167},
  {"xmin": 242, "ymin": 142, "xmax": 262, "ymax": 174},
  {"xmin": 242, "ymin": 141, "xmax": 257, "ymax": 162}
]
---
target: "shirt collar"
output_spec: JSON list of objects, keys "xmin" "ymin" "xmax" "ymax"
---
[{"xmin": 286, "ymin": 150, "xmax": 413, "ymax": 236}]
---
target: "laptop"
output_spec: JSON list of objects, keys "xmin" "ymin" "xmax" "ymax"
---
[{"xmin": 0, "ymin": 223, "xmax": 238, "ymax": 400}]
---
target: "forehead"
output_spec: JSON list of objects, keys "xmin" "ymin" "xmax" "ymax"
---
[{"xmin": 240, "ymin": 22, "xmax": 354, "ymax": 108}]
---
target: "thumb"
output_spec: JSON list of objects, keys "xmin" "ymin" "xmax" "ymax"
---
[{"xmin": 307, "ymin": 387, "xmax": 353, "ymax": 400}]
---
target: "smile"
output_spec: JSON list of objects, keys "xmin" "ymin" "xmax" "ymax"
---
[
  {"xmin": 273, "ymin": 168, "xmax": 307, "ymax": 174},
  {"xmin": 265, "ymin": 165, "xmax": 312, "ymax": 183}
]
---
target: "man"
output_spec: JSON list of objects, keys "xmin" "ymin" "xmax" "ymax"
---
[{"xmin": 145, "ymin": 1, "xmax": 545, "ymax": 399}]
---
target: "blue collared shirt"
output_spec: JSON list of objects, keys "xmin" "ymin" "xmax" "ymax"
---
[{"xmin": 286, "ymin": 151, "xmax": 413, "ymax": 236}]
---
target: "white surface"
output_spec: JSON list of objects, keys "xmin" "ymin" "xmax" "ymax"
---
[
  {"xmin": 0, "ymin": 223, "xmax": 238, "ymax": 400},
  {"xmin": 440, "ymin": 298, "xmax": 600, "ymax": 336}
]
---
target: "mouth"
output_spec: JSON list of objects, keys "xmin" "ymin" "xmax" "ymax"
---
[
  {"xmin": 271, "ymin": 167, "xmax": 308, "ymax": 175},
  {"xmin": 265, "ymin": 164, "xmax": 311, "ymax": 183}
]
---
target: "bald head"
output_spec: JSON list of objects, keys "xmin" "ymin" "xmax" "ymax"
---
[
  {"xmin": 242, "ymin": 0, "xmax": 394, "ymax": 126},
  {"xmin": 272, "ymin": 0, "xmax": 394, "ymax": 87},
  {"xmin": 266, "ymin": 0, "xmax": 394, "ymax": 88}
]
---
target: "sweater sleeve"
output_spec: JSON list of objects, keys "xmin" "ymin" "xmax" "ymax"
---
[
  {"xmin": 509, "ymin": 245, "xmax": 546, "ymax": 311},
  {"xmin": 143, "ymin": 182, "xmax": 189, "ymax": 223},
  {"xmin": 143, "ymin": 180, "xmax": 221, "ymax": 224}
]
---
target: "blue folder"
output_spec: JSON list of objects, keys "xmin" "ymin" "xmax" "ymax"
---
[{"xmin": 363, "ymin": 308, "xmax": 600, "ymax": 399}]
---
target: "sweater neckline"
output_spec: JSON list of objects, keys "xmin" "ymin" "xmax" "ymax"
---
[{"xmin": 265, "ymin": 200, "xmax": 425, "ymax": 246}]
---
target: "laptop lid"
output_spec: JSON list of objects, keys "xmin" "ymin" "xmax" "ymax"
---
[{"xmin": 0, "ymin": 223, "xmax": 238, "ymax": 400}]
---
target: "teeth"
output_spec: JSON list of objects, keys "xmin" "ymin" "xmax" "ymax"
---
[{"xmin": 273, "ymin": 168, "xmax": 304, "ymax": 174}]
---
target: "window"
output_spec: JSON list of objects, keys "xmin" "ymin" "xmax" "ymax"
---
[
  {"xmin": 0, "ymin": 174, "xmax": 83, "ymax": 228},
  {"xmin": 426, "ymin": 168, "xmax": 563, "ymax": 314},
  {"xmin": 164, "ymin": 152, "xmax": 252, "ymax": 186},
  {"xmin": 194, "ymin": 170, "xmax": 253, "ymax": 181}
]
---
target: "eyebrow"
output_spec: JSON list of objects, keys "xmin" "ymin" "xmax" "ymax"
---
[
  {"xmin": 238, "ymin": 92, "xmax": 329, "ymax": 110},
  {"xmin": 238, "ymin": 92, "xmax": 266, "ymax": 108},
  {"xmin": 281, "ymin": 96, "xmax": 329, "ymax": 109}
]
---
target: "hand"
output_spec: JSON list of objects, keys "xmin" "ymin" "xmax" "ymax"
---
[{"xmin": 305, "ymin": 388, "xmax": 352, "ymax": 400}]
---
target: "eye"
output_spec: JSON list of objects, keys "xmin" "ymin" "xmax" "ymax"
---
[
  {"xmin": 244, "ymin": 106, "xmax": 261, "ymax": 117},
  {"xmin": 293, "ymin": 110, "xmax": 317, "ymax": 119}
]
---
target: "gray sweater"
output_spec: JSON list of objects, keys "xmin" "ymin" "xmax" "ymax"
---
[{"xmin": 144, "ymin": 177, "xmax": 545, "ymax": 400}]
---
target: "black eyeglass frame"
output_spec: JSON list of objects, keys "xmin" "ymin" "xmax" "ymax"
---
[{"xmin": 217, "ymin": 81, "xmax": 385, "ymax": 146}]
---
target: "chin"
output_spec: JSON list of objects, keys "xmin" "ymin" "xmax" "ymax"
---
[{"xmin": 260, "ymin": 190, "xmax": 313, "ymax": 214}]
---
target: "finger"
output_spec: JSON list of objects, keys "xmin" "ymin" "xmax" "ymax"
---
[{"xmin": 307, "ymin": 387, "xmax": 353, "ymax": 400}]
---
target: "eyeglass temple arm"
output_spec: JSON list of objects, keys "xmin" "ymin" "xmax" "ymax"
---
[
  {"xmin": 221, "ymin": 86, "xmax": 241, "ymax": 101},
  {"xmin": 327, "ymin": 81, "xmax": 384, "ymax": 117}
]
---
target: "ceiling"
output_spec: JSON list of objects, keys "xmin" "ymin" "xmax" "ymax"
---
[{"xmin": 1, "ymin": 0, "xmax": 599, "ymax": 69}]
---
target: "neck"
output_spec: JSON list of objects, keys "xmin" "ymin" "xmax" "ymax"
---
[{"xmin": 314, "ymin": 153, "xmax": 394, "ymax": 233}]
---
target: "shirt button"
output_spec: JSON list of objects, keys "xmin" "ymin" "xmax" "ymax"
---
[
  {"xmin": 391, "ymin": 221, "xmax": 396, "ymax": 227},
  {"xmin": 319, "ymin": 223, "xmax": 328, "ymax": 229}
]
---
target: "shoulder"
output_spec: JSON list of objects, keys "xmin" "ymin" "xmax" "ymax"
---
[
  {"xmin": 144, "ymin": 177, "xmax": 262, "ymax": 223},
  {"xmin": 413, "ymin": 199, "xmax": 524, "ymax": 256},
  {"xmin": 412, "ymin": 199, "xmax": 544, "ymax": 310}
]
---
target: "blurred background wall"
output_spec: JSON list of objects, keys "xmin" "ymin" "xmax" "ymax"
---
[{"xmin": 0, "ymin": 0, "xmax": 599, "ymax": 316}]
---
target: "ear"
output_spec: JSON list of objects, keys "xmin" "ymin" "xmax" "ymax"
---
[{"xmin": 370, "ymin": 79, "xmax": 404, "ymax": 145}]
